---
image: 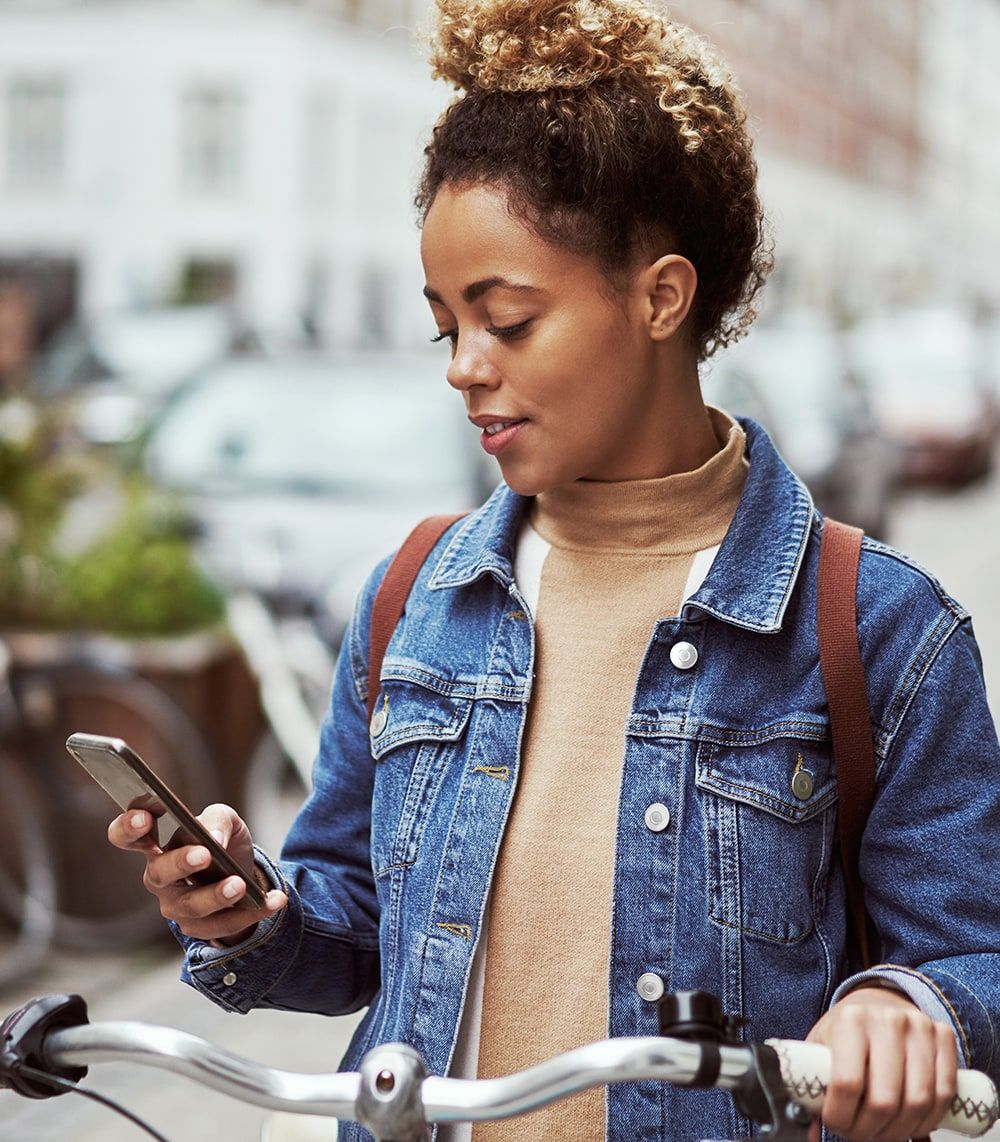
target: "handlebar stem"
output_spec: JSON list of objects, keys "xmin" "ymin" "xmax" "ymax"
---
[{"xmin": 357, "ymin": 1044, "xmax": 431, "ymax": 1142}]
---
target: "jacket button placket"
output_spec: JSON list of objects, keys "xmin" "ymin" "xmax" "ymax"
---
[{"xmin": 414, "ymin": 583, "xmax": 534, "ymax": 1078}]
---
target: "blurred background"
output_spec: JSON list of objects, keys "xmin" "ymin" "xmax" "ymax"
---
[{"xmin": 2, "ymin": 0, "xmax": 1000, "ymax": 1137}]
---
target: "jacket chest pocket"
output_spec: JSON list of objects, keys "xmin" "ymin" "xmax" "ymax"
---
[
  {"xmin": 369, "ymin": 678, "xmax": 473, "ymax": 878},
  {"xmin": 696, "ymin": 736, "xmax": 836, "ymax": 945}
]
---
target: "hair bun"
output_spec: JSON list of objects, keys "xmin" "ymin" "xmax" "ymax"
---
[{"xmin": 427, "ymin": 0, "xmax": 669, "ymax": 93}]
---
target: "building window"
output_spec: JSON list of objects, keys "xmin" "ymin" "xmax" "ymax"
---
[
  {"xmin": 181, "ymin": 86, "xmax": 243, "ymax": 195},
  {"xmin": 327, "ymin": 0, "xmax": 417, "ymax": 27},
  {"xmin": 5, "ymin": 77, "xmax": 67, "ymax": 191},
  {"xmin": 359, "ymin": 263, "xmax": 390, "ymax": 347},
  {"xmin": 174, "ymin": 258, "xmax": 238, "ymax": 305},
  {"xmin": 303, "ymin": 92, "xmax": 335, "ymax": 205}
]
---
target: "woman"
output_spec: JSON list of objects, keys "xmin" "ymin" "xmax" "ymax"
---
[{"xmin": 110, "ymin": 2, "xmax": 1000, "ymax": 1140}]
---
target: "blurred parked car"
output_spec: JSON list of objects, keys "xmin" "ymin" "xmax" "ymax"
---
[
  {"xmin": 32, "ymin": 305, "xmax": 243, "ymax": 444},
  {"xmin": 143, "ymin": 353, "xmax": 495, "ymax": 633},
  {"xmin": 848, "ymin": 307, "xmax": 998, "ymax": 489},
  {"xmin": 706, "ymin": 311, "xmax": 897, "ymax": 540}
]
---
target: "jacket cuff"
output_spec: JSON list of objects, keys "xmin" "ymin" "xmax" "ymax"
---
[
  {"xmin": 831, "ymin": 965, "xmax": 968, "ymax": 1064},
  {"xmin": 176, "ymin": 847, "xmax": 303, "ymax": 1014}
]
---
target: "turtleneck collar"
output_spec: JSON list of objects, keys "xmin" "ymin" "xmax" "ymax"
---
[{"xmin": 529, "ymin": 406, "xmax": 747, "ymax": 555}]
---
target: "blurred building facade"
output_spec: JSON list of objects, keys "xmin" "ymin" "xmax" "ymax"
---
[
  {"xmin": 1, "ymin": 0, "xmax": 999, "ymax": 357},
  {"xmin": 0, "ymin": 0, "xmax": 441, "ymax": 354},
  {"xmin": 918, "ymin": 0, "xmax": 1000, "ymax": 314},
  {"xmin": 672, "ymin": 0, "xmax": 1000, "ymax": 318}
]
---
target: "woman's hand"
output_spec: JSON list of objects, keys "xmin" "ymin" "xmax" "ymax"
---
[
  {"xmin": 806, "ymin": 985, "xmax": 958, "ymax": 1142},
  {"xmin": 107, "ymin": 803, "xmax": 288, "ymax": 944}
]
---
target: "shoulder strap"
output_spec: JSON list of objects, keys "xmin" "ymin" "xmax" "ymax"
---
[
  {"xmin": 817, "ymin": 517, "xmax": 876, "ymax": 968},
  {"xmin": 366, "ymin": 514, "xmax": 466, "ymax": 724}
]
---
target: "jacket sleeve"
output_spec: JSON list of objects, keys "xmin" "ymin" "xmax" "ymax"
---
[
  {"xmin": 832, "ymin": 617, "xmax": 1000, "ymax": 1081},
  {"xmin": 176, "ymin": 555, "xmax": 391, "ymax": 1016}
]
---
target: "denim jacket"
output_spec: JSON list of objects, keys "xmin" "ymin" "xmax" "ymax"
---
[{"xmin": 179, "ymin": 418, "xmax": 1000, "ymax": 1142}]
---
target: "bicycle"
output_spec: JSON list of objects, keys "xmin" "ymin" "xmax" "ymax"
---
[
  {"xmin": 0, "ymin": 989, "xmax": 995, "ymax": 1142},
  {"xmin": 0, "ymin": 640, "xmax": 58, "ymax": 991},
  {"xmin": 225, "ymin": 583, "xmax": 336, "ymax": 853},
  {"xmin": 215, "ymin": 528, "xmax": 341, "ymax": 854},
  {"xmin": 0, "ymin": 631, "xmax": 219, "ymax": 956}
]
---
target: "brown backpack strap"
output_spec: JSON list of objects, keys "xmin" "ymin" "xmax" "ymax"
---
[
  {"xmin": 366, "ymin": 514, "xmax": 466, "ymax": 724},
  {"xmin": 817, "ymin": 518, "xmax": 877, "ymax": 968}
]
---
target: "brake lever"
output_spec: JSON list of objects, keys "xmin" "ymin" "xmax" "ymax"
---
[
  {"xmin": 0, "ymin": 994, "xmax": 90, "ymax": 1098},
  {"xmin": 731, "ymin": 1042, "xmax": 813, "ymax": 1142},
  {"xmin": 658, "ymin": 990, "xmax": 811, "ymax": 1142}
]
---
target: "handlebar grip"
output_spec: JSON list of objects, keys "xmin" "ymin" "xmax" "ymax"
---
[{"xmin": 765, "ymin": 1039, "xmax": 1000, "ymax": 1137}]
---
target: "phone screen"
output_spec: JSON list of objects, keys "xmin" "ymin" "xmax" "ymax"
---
[
  {"xmin": 65, "ymin": 732, "xmax": 266, "ymax": 909},
  {"xmin": 83, "ymin": 763, "xmax": 204, "ymax": 852}
]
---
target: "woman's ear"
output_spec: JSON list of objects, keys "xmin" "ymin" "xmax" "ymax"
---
[{"xmin": 641, "ymin": 254, "xmax": 698, "ymax": 341}]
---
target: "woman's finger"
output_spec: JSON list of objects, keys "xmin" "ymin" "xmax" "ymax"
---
[
  {"xmin": 142, "ymin": 844, "xmax": 218, "ymax": 892},
  {"xmin": 852, "ymin": 1009, "xmax": 904, "ymax": 1137},
  {"xmin": 819, "ymin": 1006, "xmax": 870, "ymax": 1137},
  {"xmin": 910, "ymin": 1021, "xmax": 959, "ymax": 1139},
  {"xmin": 865, "ymin": 1016, "xmax": 932, "ymax": 1140},
  {"xmin": 107, "ymin": 808, "xmax": 160, "ymax": 853},
  {"xmin": 171, "ymin": 888, "xmax": 287, "ymax": 942}
]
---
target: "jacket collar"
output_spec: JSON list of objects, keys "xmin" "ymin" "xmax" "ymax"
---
[{"xmin": 428, "ymin": 418, "xmax": 814, "ymax": 634}]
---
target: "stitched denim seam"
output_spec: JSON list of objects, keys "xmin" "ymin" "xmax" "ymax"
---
[
  {"xmin": 811, "ymin": 807, "xmax": 835, "ymax": 1009},
  {"xmin": 927, "ymin": 964, "xmax": 992, "ymax": 1070},
  {"xmin": 860, "ymin": 538, "xmax": 969, "ymax": 623},
  {"xmin": 709, "ymin": 910, "xmax": 815, "ymax": 945},
  {"xmin": 884, "ymin": 608, "xmax": 957, "ymax": 728},
  {"xmin": 698, "ymin": 773, "xmax": 836, "ymax": 821},
  {"xmin": 373, "ymin": 718, "xmax": 467, "ymax": 752},
  {"xmin": 350, "ymin": 605, "xmax": 369, "ymax": 707},
  {"xmin": 631, "ymin": 719, "xmax": 828, "ymax": 742},
  {"xmin": 192, "ymin": 903, "xmax": 292, "ymax": 969},
  {"xmin": 379, "ymin": 668, "xmax": 527, "ymax": 702},
  {"xmin": 882, "ymin": 614, "xmax": 965, "ymax": 764}
]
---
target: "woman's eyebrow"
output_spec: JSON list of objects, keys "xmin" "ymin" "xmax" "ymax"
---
[{"xmin": 423, "ymin": 278, "xmax": 544, "ymax": 306}]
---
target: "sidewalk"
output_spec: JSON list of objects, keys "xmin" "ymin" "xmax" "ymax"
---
[{"xmin": 0, "ymin": 945, "xmax": 362, "ymax": 1141}]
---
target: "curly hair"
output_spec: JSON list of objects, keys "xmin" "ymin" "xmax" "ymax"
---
[{"xmin": 416, "ymin": 0, "xmax": 773, "ymax": 359}]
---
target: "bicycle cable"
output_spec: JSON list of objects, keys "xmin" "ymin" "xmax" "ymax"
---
[{"xmin": 6, "ymin": 1062, "xmax": 171, "ymax": 1142}]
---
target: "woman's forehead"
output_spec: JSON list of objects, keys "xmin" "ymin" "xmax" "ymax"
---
[{"xmin": 421, "ymin": 183, "xmax": 597, "ymax": 299}]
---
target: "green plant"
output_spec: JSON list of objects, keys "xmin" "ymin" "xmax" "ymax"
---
[
  {"xmin": 52, "ymin": 491, "xmax": 224, "ymax": 636},
  {"xmin": 0, "ymin": 396, "xmax": 223, "ymax": 637}
]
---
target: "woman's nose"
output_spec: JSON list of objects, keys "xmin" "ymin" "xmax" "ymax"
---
[{"xmin": 446, "ymin": 333, "xmax": 500, "ymax": 393}]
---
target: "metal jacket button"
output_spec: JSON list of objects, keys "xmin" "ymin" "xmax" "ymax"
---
[
  {"xmin": 636, "ymin": 972, "xmax": 664, "ymax": 1002},
  {"xmin": 791, "ymin": 769, "xmax": 814, "ymax": 800},
  {"xmin": 370, "ymin": 695, "xmax": 389, "ymax": 738},
  {"xmin": 669, "ymin": 641, "xmax": 698, "ymax": 670},
  {"xmin": 644, "ymin": 803, "xmax": 670, "ymax": 832},
  {"xmin": 222, "ymin": 972, "xmax": 237, "ymax": 987}
]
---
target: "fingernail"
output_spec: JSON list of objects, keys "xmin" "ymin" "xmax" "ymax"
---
[
  {"xmin": 266, "ymin": 891, "xmax": 287, "ymax": 911},
  {"xmin": 222, "ymin": 879, "xmax": 243, "ymax": 900},
  {"xmin": 131, "ymin": 812, "xmax": 146, "ymax": 829},
  {"xmin": 186, "ymin": 847, "xmax": 208, "ymax": 867},
  {"xmin": 210, "ymin": 830, "xmax": 224, "ymax": 845}
]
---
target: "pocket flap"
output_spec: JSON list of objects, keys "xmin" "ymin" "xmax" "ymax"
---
[
  {"xmin": 696, "ymin": 736, "xmax": 837, "ymax": 823},
  {"xmin": 369, "ymin": 678, "xmax": 473, "ymax": 761}
]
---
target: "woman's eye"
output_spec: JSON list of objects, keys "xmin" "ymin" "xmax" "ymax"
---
[
  {"xmin": 487, "ymin": 320, "xmax": 531, "ymax": 340},
  {"xmin": 430, "ymin": 330, "xmax": 458, "ymax": 346}
]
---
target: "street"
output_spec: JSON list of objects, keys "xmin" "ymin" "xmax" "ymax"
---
[{"xmin": 2, "ymin": 474, "xmax": 1000, "ymax": 1142}]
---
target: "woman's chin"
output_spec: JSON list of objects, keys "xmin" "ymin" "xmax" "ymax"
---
[{"xmin": 500, "ymin": 468, "xmax": 555, "ymax": 498}]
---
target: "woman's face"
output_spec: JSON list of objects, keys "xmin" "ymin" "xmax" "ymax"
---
[{"xmin": 420, "ymin": 182, "xmax": 697, "ymax": 496}]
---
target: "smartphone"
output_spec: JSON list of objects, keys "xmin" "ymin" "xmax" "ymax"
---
[{"xmin": 65, "ymin": 731, "xmax": 267, "ymax": 910}]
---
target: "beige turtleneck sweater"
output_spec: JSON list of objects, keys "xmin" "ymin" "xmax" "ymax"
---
[{"xmin": 449, "ymin": 409, "xmax": 747, "ymax": 1142}]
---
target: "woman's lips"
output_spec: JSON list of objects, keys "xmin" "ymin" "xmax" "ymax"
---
[{"xmin": 480, "ymin": 419, "xmax": 528, "ymax": 456}]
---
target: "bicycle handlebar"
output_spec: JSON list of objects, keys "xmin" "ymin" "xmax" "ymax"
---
[
  {"xmin": 1, "ymin": 991, "xmax": 1000, "ymax": 1142},
  {"xmin": 3, "ymin": 995, "xmax": 998, "ymax": 1142}
]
